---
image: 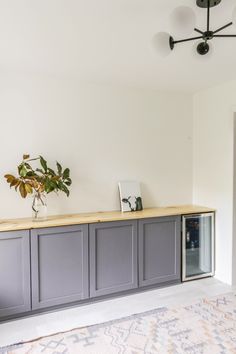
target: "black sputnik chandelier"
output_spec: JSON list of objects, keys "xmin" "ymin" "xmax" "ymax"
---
[{"xmin": 153, "ymin": 0, "xmax": 236, "ymax": 56}]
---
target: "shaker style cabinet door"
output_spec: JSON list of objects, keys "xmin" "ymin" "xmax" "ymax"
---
[
  {"xmin": 0, "ymin": 230, "xmax": 31, "ymax": 318},
  {"xmin": 31, "ymin": 225, "xmax": 89, "ymax": 310},
  {"xmin": 138, "ymin": 216, "xmax": 181, "ymax": 287},
  {"xmin": 89, "ymin": 220, "xmax": 138, "ymax": 297}
]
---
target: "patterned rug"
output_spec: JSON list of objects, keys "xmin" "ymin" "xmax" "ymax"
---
[{"xmin": 2, "ymin": 293, "xmax": 236, "ymax": 354}]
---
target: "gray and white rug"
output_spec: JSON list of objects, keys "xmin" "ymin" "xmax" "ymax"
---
[{"xmin": 1, "ymin": 292, "xmax": 236, "ymax": 353}]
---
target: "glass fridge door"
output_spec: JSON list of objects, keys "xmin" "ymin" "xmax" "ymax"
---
[{"xmin": 182, "ymin": 213, "xmax": 214, "ymax": 281}]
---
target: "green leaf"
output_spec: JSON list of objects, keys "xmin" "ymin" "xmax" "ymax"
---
[
  {"xmin": 58, "ymin": 181, "xmax": 70, "ymax": 196},
  {"xmin": 65, "ymin": 180, "xmax": 72, "ymax": 186},
  {"xmin": 64, "ymin": 178, "xmax": 72, "ymax": 186},
  {"xmin": 49, "ymin": 180, "xmax": 58, "ymax": 190},
  {"xmin": 24, "ymin": 163, "xmax": 32, "ymax": 169},
  {"xmin": 44, "ymin": 177, "xmax": 51, "ymax": 193},
  {"xmin": 26, "ymin": 171, "xmax": 35, "ymax": 177},
  {"xmin": 62, "ymin": 184, "xmax": 70, "ymax": 197},
  {"xmin": 56, "ymin": 162, "xmax": 62, "ymax": 176},
  {"xmin": 19, "ymin": 165, "xmax": 27, "ymax": 177},
  {"xmin": 47, "ymin": 168, "xmax": 56, "ymax": 176},
  {"xmin": 57, "ymin": 180, "xmax": 64, "ymax": 189},
  {"xmin": 63, "ymin": 168, "xmax": 70, "ymax": 179},
  {"xmin": 39, "ymin": 156, "xmax": 48, "ymax": 172},
  {"xmin": 44, "ymin": 177, "xmax": 58, "ymax": 194}
]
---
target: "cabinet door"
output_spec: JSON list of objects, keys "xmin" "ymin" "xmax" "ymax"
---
[
  {"xmin": 139, "ymin": 216, "xmax": 181, "ymax": 287},
  {"xmin": 0, "ymin": 230, "xmax": 31, "ymax": 318},
  {"xmin": 31, "ymin": 225, "xmax": 89, "ymax": 310},
  {"xmin": 182, "ymin": 213, "xmax": 215, "ymax": 281},
  {"xmin": 90, "ymin": 220, "xmax": 138, "ymax": 297}
]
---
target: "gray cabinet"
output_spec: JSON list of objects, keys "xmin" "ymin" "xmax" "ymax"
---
[
  {"xmin": 138, "ymin": 216, "xmax": 181, "ymax": 287},
  {"xmin": 89, "ymin": 220, "xmax": 138, "ymax": 297},
  {"xmin": 31, "ymin": 225, "xmax": 89, "ymax": 310},
  {"xmin": 0, "ymin": 213, "xmax": 185, "ymax": 320},
  {"xmin": 0, "ymin": 230, "xmax": 31, "ymax": 318}
]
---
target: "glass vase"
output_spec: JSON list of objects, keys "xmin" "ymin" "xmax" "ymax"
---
[{"xmin": 32, "ymin": 192, "xmax": 47, "ymax": 221}]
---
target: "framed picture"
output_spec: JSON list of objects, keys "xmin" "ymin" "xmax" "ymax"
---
[{"xmin": 118, "ymin": 181, "xmax": 143, "ymax": 212}]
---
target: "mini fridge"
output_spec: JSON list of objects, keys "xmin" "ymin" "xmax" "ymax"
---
[{"xmin": 182, "ymin": 213, "xmax": 215, "ymax": 281}]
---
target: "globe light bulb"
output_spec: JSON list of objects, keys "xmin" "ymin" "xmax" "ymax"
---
[
  {"xmin": 152, "ymin": 32, "xmax": 173, "ymax": 57},
  {"xmin": 170, "ymin": 6, "xmax": 196, "ymax": 38}
]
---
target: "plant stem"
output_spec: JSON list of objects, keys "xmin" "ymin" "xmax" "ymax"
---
[
  {"xmin": 27, "ymin": 157, "xmax": 40, "ymax": 162},
  {"xmin": 32, "ymin": 195, "xmax": 39, "ymax": 219}
]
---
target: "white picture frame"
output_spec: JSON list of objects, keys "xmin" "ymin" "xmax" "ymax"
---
[{"xmin": 118, "ymin": 181, "xmax": 143, "ymax": 212}]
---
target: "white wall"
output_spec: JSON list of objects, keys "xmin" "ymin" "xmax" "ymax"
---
[
  {"xmin": 0, "ymin": 72, "xmax": 193, "ymax": 219},
  {"xmin": 193, "ymin": 80, "xmax": 236, "ymax": 285}
]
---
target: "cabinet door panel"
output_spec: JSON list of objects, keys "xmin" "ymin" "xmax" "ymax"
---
[
  {"xmin": 90, "ymin": 221, "xmax": 138, "ymax": 297},
  {"xmin": 31, "ymin": 225, "xmax": 88, "ymax": 310},
  {"xmin": 0, "ymin": 230, "xmax": 31, "ymax": 318},
  {"xmin": 139, "ymin": 216, "xmax": 181, "ymax": 287}
]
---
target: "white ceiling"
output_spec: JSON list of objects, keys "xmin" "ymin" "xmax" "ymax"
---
[{"xmin": 0, "ymin": 0, "xmax": 236, "ymax": 93}]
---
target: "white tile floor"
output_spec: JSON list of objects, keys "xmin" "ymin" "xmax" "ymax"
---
[{"xmin": 0, "ymin": 278, "xmax": 234, "ymax": 348}]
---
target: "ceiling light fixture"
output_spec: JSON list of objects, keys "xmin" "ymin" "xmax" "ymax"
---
[{"xmin": 154, "ymin": 0, "xmax": 236, "ymax": 56}]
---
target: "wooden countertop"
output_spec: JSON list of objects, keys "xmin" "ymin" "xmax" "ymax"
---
[{"xmin": 0, "ymin": 205, "xmax": 215, "ymax": 232}]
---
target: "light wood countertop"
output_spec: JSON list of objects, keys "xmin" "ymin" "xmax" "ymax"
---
[{"xmin": 0, "ymin": 205, "xmax": 215, "ymax": 232}]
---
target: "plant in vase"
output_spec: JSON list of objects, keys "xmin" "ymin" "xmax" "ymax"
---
[{"xmin": 4, "ymin": 154, "xmax": 72, "ymax": 220}]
